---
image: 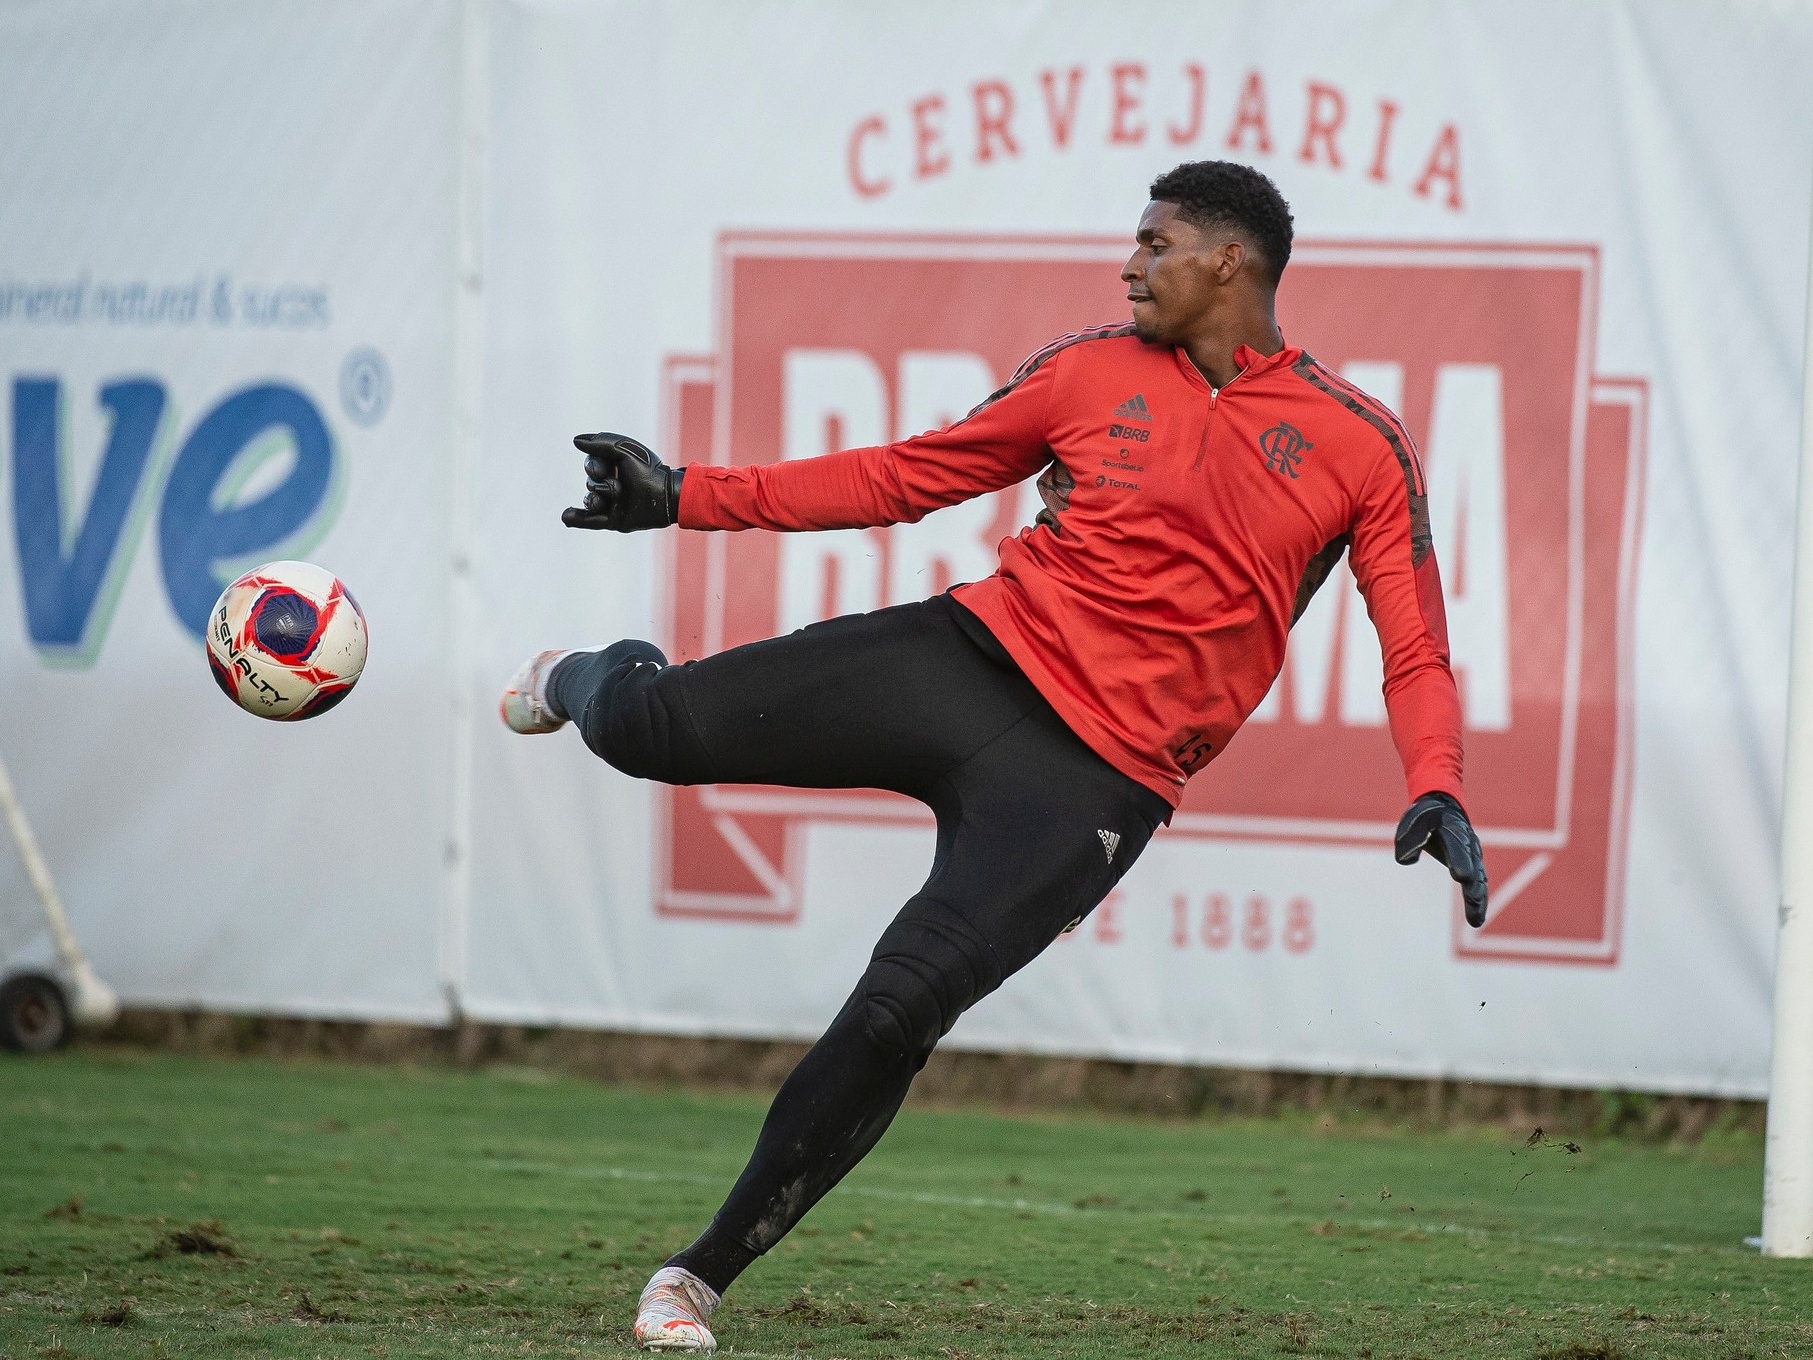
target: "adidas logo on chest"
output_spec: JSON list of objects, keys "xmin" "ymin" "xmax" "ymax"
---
[
  {"xmin": 1107, "ymin": 394, "xmax": 1154, "ymax": 442},
  {"xmin": 1111, "ymin": 393, "xmax": 1152, "ymax": 423}
]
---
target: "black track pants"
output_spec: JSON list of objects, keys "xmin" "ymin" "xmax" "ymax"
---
[{"xmin": 549, "ymin": 595, "xmax": 1169, "ymax": 1295}]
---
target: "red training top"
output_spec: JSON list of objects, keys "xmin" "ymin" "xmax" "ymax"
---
[{"xmin": 679, "ymin": 326, "xmax": 1463, "ymax": 810}]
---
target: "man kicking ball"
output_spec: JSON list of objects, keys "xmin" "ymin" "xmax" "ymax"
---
[{"xmin": 501, "ymin": 159, "xmax": 1487, "ymax": 1353}]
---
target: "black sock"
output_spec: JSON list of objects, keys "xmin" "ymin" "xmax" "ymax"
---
[
  {"xmin": 665, "ymin": 1234, "xmax": 759, "ymax": 1299},
  {"xmin": 543, "ymin": 653, "xmax": 582, "ymax": 722},
  {"xmin": 546, "ymin": 640, "xmax": 667, "ymax": 724}
]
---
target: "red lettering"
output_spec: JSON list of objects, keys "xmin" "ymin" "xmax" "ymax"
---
[
  {"xmin": 1171, "ymin": 893, "xmax": 1189, "ymax": 948},
  {"xmin": 1168, "ymin": 63, "xmax": 1205, "ymax": 145},
  {"xmin": 1109, "ymin": 62, "xmax": 1146, "ymax": 144},
  {"xmin": 1224, "ymin": 69, "xmax": 1273, "ymax": 154},
  {"xmin": 1298, "ymin": 81, "xmax": 1345, "ymax": 169},
  {"xmin": 972, "ymin": 80, "xmax": 1019, "ymax": 162},
  {"xmin": 1284, "ymin": 897, "xmax": 1315, "ymax": 954},
  {"xmin": 1413, "ymin": 122, "xmax": 1463, "ymax": 210},
  {"xmin": 847, "ymin": 115, "xmax": 890, "ymax": 198},
  {"xmin": 911, "ymin": 94, "xmax": 950, "ymax": 179},
  {"xmin": 1203, "ymin": 892, "xmax": 1232, "ymax": 950},
  {"xmin": 1367, "ymin": 99, "xmax": 1398, "ymax": 182},
  {"xmin": 1242, "ymin": 894, "xmax": 1271, "ymax": 951},
  {"xmin": 1038, "ymin": 65, "xmax": 1085, "ymax": 149}
]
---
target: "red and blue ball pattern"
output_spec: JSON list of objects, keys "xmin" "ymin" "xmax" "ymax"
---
[{"xmin": 205, "ymin": 561, "xmax": 367, "ymax": 721}]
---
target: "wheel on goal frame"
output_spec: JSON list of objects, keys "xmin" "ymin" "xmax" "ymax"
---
[{"xmin": 0, "ymin": 972, "xmax": 71, "ymax": 1053}]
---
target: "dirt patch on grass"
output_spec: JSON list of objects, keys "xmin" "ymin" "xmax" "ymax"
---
[
  {"xmin": 746, "ymin": 1290, "xmax": 872, "ymax": 1328},
  {"xmin": 151, "ymin": 1220, "xmax": 236, "ymax": 1258},
  {"xmin": 78, "ymin": 1299, "xmax": 135, "ymax": 1327},
  {"xmin": 291, "ymin": 1288, "xmax": 349, "ymax": 1323}
]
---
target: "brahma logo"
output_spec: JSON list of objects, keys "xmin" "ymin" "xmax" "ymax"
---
[{"xmin": 658, "ymin": 233, "xmax": 1645, "ymax": 967}]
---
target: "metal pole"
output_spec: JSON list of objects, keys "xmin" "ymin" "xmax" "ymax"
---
[
  {"xmin": 439, "ymin": 0, "xmax": 488, "ymax": 1025},
  {"xmin": 0, "ymin": 749, "xmax": 118, "ymax": 1026},
  {"xmin": 1763, "ymin": 181, "xmax": 1813, "ymax": 1256}
]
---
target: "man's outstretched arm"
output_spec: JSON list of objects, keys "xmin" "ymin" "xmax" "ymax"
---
[
  {"xmin": 1348, "ymin": 446, "xmax": 1489, "ymax": 926},
  {"xmin": 564, "ymin": 358, "xmax": 1059, "ymax": 535}
]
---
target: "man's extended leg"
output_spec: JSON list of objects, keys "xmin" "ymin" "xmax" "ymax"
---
[
  {"xmin": 654, "ymin": 680, "xmax": 1171, "ymax": 1336},
  {"xmin": 533, "ymin": 598, "xmax": 1041, "ymax": 795},
  {"xmin": 504, "ymin": 598, "xmax": 1167, "ymax": 1350}
]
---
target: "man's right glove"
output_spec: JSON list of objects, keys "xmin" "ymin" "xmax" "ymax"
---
[
  {"xmin": 1394, "ymin": 791, "xmax": 1489, "ymax": 928},
  {"xmin": 561, "ymin": 432, "xmax": 684, "ymax": 532}
]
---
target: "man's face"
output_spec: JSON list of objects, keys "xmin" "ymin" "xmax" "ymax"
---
[{"xmin": 1123, "ymin": 200, "xmax": 1227, "ymax": 344}]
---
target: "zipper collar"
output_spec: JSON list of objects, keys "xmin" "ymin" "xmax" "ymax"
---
[{"xmin": 1172, "ymin": 341, "xmax": 1301, "ymax": 397}]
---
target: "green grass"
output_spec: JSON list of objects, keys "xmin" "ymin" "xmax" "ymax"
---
[{"xmin": 1, "ymin": 1049, "xmax": 1808, "ymax": 1358}]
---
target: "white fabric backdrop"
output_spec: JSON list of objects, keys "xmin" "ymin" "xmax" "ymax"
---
[
  {"xmin": 2, "ymin": 0, "xmax": 1810, "ymax": 1095},
  {"xmin": 0, "ymin": 0, "xmax": 463, "ymax": 1021}
]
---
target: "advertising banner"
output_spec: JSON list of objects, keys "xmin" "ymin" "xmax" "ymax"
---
[
  {"xmin": 467, "ymin": 0, "xmax": 1812, "ymax": 1095},
  {"xmin": 0, "ymin": 0, "xmax": 464, "ymax": 1019},
  {"xmin": 4, "ymin": 0, "xmax": 1812, "ymax": 1095}
]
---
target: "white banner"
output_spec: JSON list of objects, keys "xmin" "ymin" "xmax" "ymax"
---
[
  {"xmin": 0, "ymin": 0, "xmax": 464, "ymax": 1020},
  {"xmin": 3, "ymin": 0, "xmax": 1811, "ymax": 1095}
]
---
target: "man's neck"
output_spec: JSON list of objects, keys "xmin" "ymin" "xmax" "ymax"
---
[{"xmin": 1180, "ymin": 305, "xmax": 1284, "ymax": 390}]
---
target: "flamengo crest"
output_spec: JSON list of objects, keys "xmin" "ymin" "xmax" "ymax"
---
[{"xmin": 1259, "ymin": 421, "xmax": 1312, "ymax": 478}]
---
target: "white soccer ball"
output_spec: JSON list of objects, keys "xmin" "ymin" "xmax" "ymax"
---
[{"xmin": 205, "ymin": 560, "xmax": 368, "ymax": 721}]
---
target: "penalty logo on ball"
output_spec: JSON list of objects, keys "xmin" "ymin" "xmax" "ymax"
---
[{"xmin": 206, "ymin": 560, "xmax": 368, "ymax": 721}]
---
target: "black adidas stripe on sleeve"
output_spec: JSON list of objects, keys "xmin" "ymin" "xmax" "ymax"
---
[
  {"xmin": 1291, "ymin": 354, "xmax": 1432, "ymax": 566},
  {"xmin": 961, "ymin": 322, "xmax": 1138, "ymax": 422}
]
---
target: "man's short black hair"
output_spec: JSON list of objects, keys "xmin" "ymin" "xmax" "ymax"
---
[{"xmin": 1149, "ymin": 160, "xmax": 1294, "ymax": 284}]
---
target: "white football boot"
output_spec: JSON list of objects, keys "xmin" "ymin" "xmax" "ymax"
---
[
  {"xmin": 498, "ymin": 649, "xmax": 585, "ymax": 734},
  {"xmin": 632, "ymin": 1266, "xmax": 720, "ymax": 1352}
]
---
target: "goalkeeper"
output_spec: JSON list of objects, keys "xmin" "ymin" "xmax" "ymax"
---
[{"xmin": 500, "ymin": 159, "xmax": 1487, "ymax": 1353}]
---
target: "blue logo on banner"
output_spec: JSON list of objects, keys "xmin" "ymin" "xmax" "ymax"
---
[
  {"xmin": 10, "ymin": 375, "xmax": 344, "ymax": 661},
  {"xmin": 339, "ymin": 346, "xmax": 391, "ymax": 428}
]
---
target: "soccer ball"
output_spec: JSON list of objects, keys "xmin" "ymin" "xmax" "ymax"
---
[{"xmin": 206, "ymin": 561, "xmax": 368, "ymax": 721}]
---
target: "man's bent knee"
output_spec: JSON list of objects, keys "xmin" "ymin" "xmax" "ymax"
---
[
  {"xmin": 858, "ymin": 964, "xmax": 942, "ymax": 1062},
  {"xmin": 858, "ymin": 899, "xmax": 1002, "ymax": 1063}
]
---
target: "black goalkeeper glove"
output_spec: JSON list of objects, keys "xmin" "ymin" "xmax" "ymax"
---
[
  {"xmin": 1394, "ymin": 791, "xmax": 1489, "ymax": 928},
  {"xmin": 560, "ymin": 432, "xmax": 684, "ymax": 532}
]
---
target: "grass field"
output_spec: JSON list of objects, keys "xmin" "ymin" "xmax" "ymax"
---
[{"xmin": 3, "ymin": 1050, "xmax": 1809, "ymax": 1358}]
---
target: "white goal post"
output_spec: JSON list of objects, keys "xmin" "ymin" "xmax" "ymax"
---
[
  {"xmin": 0, "ymin": 749, "xmax": 119, "ymax": 1027},
  {"xmin": 1762, "ymin": 190, "xmax": 1813, "ymax": 1256}
]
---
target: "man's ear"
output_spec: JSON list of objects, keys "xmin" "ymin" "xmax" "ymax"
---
[{"xmin": 1211, "ymin": 238, "xmax": 1246, "ymax": 285}]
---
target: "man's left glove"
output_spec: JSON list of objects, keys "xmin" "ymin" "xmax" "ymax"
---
[
  {"xmin": 1394, "ymin": 792, "xmax": 1489, "ymax": 928},
  {"xmin": 561, "ymin": 433, "xmax": 684, "ymax": 532}
]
